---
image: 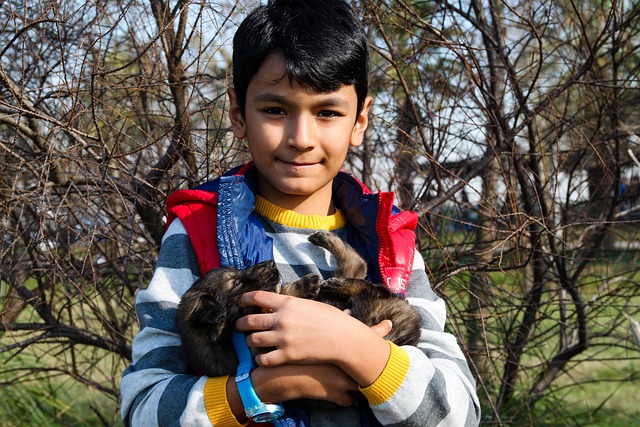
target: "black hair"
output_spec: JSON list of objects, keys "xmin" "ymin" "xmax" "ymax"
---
[{"xmin": 232, "ymin": 0, "xmax": 369, "ymax": 116}]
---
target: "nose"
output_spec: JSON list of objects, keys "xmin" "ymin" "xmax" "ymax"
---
[
  {"xmin": 256, "ymin": 260, "xmax": 276, "ymax": 270},
  {"xmin": 286, "ymin": 114, "xmax": 315, "ymax": 151}
]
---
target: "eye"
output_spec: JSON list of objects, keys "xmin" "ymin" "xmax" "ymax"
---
[
  {"xmin": 317, "ymin": 110, "xmax": 340, "ymax": 118},
  {"xmin": 263, "ymin": 107, "xmax": 286, "ymax": 116}
]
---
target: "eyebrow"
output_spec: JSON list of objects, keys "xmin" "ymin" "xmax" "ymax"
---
[
  {"xmin": 253, "ymin": 93, "xmax": 287, "ymax": 104},
  {"xmin": 252, "ymin": 92, "xmax": 351, "ymax": 109}
]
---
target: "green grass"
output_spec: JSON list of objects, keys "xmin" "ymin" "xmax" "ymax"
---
[
  {"xmin": 0, "ymin": 377, "xmax": 122, "ymax": 427},
  {"xmin": 476, "ymin": 356, "xmax": 640, "ymax": 426},
  {"xmin": 0, "ymin": 291, "xmax": 127, "ymax": 426},
  {"xmin": 551, "ymin": 360, "xmax": 640, "ymax": 427},
  {"xmin": 445, "ymin": 255, "xmax": 640, "ymax": 426}
]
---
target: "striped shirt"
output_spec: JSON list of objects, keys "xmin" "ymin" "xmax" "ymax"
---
[{"xmin": 120, "ymin": 196, "xmax": 480, "ymax": 426}]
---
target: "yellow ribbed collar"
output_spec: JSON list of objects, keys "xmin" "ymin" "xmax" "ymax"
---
[{"xmin": 254, "ymin": 195, "xmax": 346, "ymax": 230}]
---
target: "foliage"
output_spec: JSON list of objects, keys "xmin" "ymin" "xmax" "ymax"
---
[{"xmin": 1, "ymin": 0, "xmax": 639, "ymax": 425}]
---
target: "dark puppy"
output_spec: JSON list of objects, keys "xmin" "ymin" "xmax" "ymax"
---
[
  {"xmin": 175, "ymin": 231, "xmax": 421, "ymax": 378},
  {"xmin": 175, "ymin": 261, "xmax": 321, "ymax": 377}
]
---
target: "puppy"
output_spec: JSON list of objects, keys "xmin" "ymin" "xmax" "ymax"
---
[
  {"xmin": 175, "ymin": 261, "xmax": 321, "ymax": 377},
  {"xmin": 175, "ymin": 231, "xmax": 421, "ymax": 378}
]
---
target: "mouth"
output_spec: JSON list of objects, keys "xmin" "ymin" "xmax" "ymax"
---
[{"xmin": 277, "ymin": 159, "xmax": 320, "ymax": 168}]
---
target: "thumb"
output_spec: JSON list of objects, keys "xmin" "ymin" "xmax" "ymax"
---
[{"xmin": 370, "ymin": 319, "xmax": 393, "ymax": 338}]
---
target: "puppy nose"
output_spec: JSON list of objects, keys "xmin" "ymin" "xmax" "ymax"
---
[
  {"xmin": 255, "ymin": 260, "xmax": 276, "ymax": 270},
  {"xmin": 264, "ymin": 260, "xmax": 276, "ymax": 269}
]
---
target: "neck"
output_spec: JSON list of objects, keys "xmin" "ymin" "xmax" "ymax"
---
[{"xmin": 257, "ymin": 184, "xmax": 335, "ymax": 216}]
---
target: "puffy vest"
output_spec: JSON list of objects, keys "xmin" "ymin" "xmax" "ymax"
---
[{"xmin": 166, "ymin": 162, "xmax": 418, "ymax": 296}]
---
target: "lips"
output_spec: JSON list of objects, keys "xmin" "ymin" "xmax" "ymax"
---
[{"xmin": 278, "ymin": 159, "xmax": 319, "ymax": 167}]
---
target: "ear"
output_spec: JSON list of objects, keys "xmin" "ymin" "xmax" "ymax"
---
[
  {"xmin": 191, "ymin": 297, "xmax": 226, "ymax": 328},
  {"xmin": 228, "ymin": 87, "xmax": 247, "ymax": 139},
  {"xmin": 350, "ymin": 96, "xmax": 373, "ymax": 148}
]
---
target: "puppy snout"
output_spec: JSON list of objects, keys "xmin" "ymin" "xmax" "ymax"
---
[
  {"xmin": 251, "ymin": 260, "xmax": 276, "ymax": 270},
  {"xmin": 243, "ymin": 260, "xmax": 281, "ymax": 291}
]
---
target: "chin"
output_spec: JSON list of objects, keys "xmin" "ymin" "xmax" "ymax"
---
[{"xmin": 275, "ymin": 181, "xmax": 330, "ymax": 197}]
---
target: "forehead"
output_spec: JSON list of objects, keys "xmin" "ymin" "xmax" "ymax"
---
[
  {"xmin": 247, "ymin": 54, "xmax": 358, "ymax": 105},
  {"xmin": 251, "ymin": 54, "xmax": 288, "ymax": 86}
]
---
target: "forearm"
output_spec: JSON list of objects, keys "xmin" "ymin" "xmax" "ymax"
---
[
  {"xmin": 251, "ymin": 363, "xmax": 358, "ymax": 406},
  {"xmin": 362, "ymin": 342, "xmax": 480, "ymax": 427},
  {"xmin": 358, "ymin": 257, "xmax": 481, "ymax": 426},
  {"xmin": 121, "ymin": 312, "xmax": 216, "ymax": 426},
  {"xmin": 331, "ymin": 318, "xmax": 392, "ymax": 387}
]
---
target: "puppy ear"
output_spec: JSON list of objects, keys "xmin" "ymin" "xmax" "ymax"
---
[{"xmin": 189, "ymin": 296, "xmax": 226, "ymax": 329}]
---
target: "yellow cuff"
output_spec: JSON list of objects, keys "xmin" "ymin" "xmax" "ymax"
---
[
  {"xmin": 359, "ymin": 341, "xmax": 410, "ymax": 406},
  {"xmin": 203, "ymin": 376, "xmax": 248, "ymax": 427}
]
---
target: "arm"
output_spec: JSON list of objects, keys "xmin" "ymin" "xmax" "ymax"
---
[
  {"xmin": 237, "ymin": 291, "xmax": 393, "ymax": 387},
  {"xmin": 120, "ymin": 219, "xmax": 222, "ymax": 426},
  {"xmin": 362, "ymin": 250, "xmax": 481, "ymax": 426}
]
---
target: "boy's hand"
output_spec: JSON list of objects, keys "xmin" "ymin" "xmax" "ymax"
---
[
  {"xmin": 370, "ymin": 318, "xmax": 393, "ymax": 338},
  {"xmin": 236, "ymin": 290, "xmax": 392, "ymax": 387}
]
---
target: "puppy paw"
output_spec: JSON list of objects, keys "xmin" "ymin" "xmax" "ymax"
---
[
  {"xmin": 308, "ymin": 231, "xmax": 331, "ymax": 248},
  {"xmin": 282, "ymin": 273, "xmax": 321, "ymax": 299}
]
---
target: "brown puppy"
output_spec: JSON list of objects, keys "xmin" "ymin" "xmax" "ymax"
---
[
  {"xmin": 175, "ymin": 231, "xmax": 421, "ymax": 378},
  {"xmin": 175, "ymin": 261, "xmax": 321, "ymax": 377}
]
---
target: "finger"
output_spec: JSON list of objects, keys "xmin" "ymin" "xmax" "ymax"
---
[
  {"xmin": 370, "ymin": 319, "xmax": 393, "ymax": 338},
  {"xmin": 237, "ymin": 290, "xmax": 285, "ymax": 310},
  {"xmin": 332, "ymin": 392, "xmax": 356, "ymax": 407},
  {"xmin": 245, "ymin": 329, "xmax": 281, "ymax": 348},
  {"xmin": 236, "ymin": 312, "xmax": 277, "ymax": 331},
  {"xmin": 254, "ymin": 347, "xmax": 288, "ymax": 367}
]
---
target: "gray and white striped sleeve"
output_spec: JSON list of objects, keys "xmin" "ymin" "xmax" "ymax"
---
[
  {"xmin": 369, "ymin": 250, "xmax": 481, "ymax": 426},
  {"xmin": 120, "ymin": 219, "xmax": 215, "ymax": 426}
]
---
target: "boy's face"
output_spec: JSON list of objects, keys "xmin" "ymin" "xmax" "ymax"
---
[{"xmin": 229, "ymin": 54, "xmax": 372, "ymax": 215}]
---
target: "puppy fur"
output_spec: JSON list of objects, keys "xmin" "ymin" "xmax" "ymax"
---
[{"xmin": 175, "ymin": 231, "xmax": 421, "ymax": 378}]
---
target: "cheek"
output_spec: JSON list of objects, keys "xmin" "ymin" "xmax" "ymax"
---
[
  {"xmin": 327, "ymin": 125, "xmax": 355, "ymax": 149},
  {"xmin": 247, "ymin": 125, "xmax": 283, "ymax": 151},
  {"xmin": 326, "ymin": 136, "xmax": 351, "ymax": 161}
]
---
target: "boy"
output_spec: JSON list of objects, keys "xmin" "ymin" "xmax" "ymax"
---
[{"xmin": 120, "ymin": 0, "xmax": 481, "ymax": 425}]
